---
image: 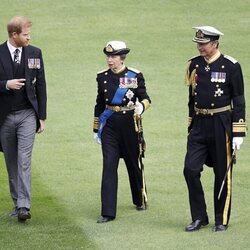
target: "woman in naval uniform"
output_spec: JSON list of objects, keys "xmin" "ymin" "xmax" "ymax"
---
[{"xmin": 93, "ymin": 41, "xmax": 151, "ymax": 223}]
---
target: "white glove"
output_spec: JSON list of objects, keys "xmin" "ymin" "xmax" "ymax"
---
[
  {"xmin": 232, "ymin": 137, "xmax": 243, "ymax": 150},
  {"xmin": 93, "ymin": 133, "xmax": 101, "ymax": 144},
  {"xmin": 134, "ymin": 101, "xmax": 143, "ymax": 115}
]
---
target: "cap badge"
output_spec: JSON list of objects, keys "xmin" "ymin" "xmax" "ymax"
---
[
  {"xmin": 106, "ymin": 44, "xmax": 114, "ymax": 52},
  {"xmin": 196, "ymin": 30, "xmax": 204, "ymax": 38}
]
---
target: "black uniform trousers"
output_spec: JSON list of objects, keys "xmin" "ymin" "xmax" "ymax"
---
[
  {"xmin": 184, "ymin": 114, "xmax": 233, "ymax": 226},
  {"xmin": 100, "ymin": 111, "xmax": 142, "ymax": 217}
]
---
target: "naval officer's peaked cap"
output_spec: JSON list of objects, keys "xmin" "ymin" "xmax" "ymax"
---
[{"xmin": 192, "ymin": 26, "xmax": 224, "ymax": 43}]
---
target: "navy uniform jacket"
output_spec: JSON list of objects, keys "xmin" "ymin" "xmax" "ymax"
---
[
  {"xmin": 0, "ymin": 41, "xmax": 47, "ymax": 151},
  {"xmin": 185, "ymin": 53, "xmax": 246, "ymax": 137},
  {"xmin": 93, "ymin": 67, "xmax": 151, "ymax": 133}
]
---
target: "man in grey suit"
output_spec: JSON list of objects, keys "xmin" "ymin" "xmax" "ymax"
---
[{"xmin": 0, "ymin": 16, "xmax": 47, "ymax": 222}]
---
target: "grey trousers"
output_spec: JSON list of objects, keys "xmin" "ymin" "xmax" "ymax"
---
[{"xmin": 0, "ymin": 109, "xmax": 36, "ymax": 209}]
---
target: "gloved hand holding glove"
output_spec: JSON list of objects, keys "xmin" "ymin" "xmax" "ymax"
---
[
  {"xmin": 232, "ymin": 137, "xmax": 243, "ymax": 150},
  {"xmin": 94, "ymin": 133, "xmax": 101, "ymax": 144},
  {"xmin": 134, "ymin": 101, "xmax": 143, "ymax": 115}
]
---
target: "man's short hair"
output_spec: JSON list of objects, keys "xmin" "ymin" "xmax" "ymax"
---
[{"xmin": 7, "ymin": 16, "xmax": 32, "ymax": 37}]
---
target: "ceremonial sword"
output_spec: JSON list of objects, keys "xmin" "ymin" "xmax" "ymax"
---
[{"xmin": 218, "ymin": 149, "xmax": 236, "ymax": 200}]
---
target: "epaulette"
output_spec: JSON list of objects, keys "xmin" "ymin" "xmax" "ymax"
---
[
  {"xmin": 97, "ymin": 68, "xmax": 109, "ymax": 74},
  {"xmin": 188, "ymin": 55, "xmax": 200, "ymax": 62},
  {"xmin": 224, "ymin": 55, "xmax": 238, "ymax": 64},
  {"xmin": 127, "ymin": 67, "xmax": 140, "ymax": 74}
]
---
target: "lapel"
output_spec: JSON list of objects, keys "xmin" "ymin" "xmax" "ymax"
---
[
  {"xmin": 0, "ymin": 42, "xmax": 14, "ymax": 79},
  {"xmin": 24, "ymin": 46, "xmax": 32, "ymax": 82}
]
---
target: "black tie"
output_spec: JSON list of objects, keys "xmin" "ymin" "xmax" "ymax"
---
[
  {"xmin": 14, "ymin": 48, "xmax": 20, "ymax": 63},
  {"xmin": 13, "ymin": 48, "xmax": 20, "ymax": 72}
]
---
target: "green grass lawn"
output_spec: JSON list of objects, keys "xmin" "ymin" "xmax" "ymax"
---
[{"xmin": 1, "ymin": 0, "xmax": 250, "ymax": 249}]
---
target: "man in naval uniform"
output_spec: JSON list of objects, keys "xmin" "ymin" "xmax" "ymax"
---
[
  {"xmin": 183, "ymin": 26, "xmax": 246, "ymax": 232},
  {"xmin": 93, "ymin": 41, "xmax": 151, "ymax": 223}
]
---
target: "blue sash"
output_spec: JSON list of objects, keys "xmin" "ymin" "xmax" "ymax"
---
[{"xmin": 97, "ymin": 70, "xmax": 136, "ymax": 139}]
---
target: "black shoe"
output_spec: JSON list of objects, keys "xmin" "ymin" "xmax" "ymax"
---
[
  {"xmin": 212, "ymin": 224, "xmax": 228, "ymax": 232},
  {"xmin": 18, "ymin": 207, "xmax": 31, "ymax": 222},
  {"xmin": 136, "ymin": 205, "xmax": 146, "ymax": 211},
  {"xmin": 9, "ymin": 207, "xmax": 18, "ymax": 218},
  {"xmin": 97, "ymin": 216, "xmax": 115, "ymax": 224},
  {"xmin": 185, "ymin": 217, "xmax": 209, "ymax": 232}
]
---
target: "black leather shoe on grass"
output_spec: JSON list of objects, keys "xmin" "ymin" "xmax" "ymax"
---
[
  {"xmin": 136, "ymin": 205, "xmax": 146, "ymax": 211},
  {"xmin": 18, "ymin": 207, "xmax": 31, "ymax": 222},
  {"xmin": 212, "ymin": 224, "xmax": 228, "ymax": 232},
  {"xmin": 97, "ymin": 216, "xmax": 115, "ymax": 223},
  {"xmin": 185, "ymin": 218, "xmax": 209, "ymax": 232}
]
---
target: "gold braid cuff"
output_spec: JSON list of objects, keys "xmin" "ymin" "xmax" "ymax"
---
[
  {"xmin": 93, "ymin": 117, "xmax": 99, "ymax": 130},
  {"xmin": 188, "ymin": 117, "xmax": 192, "ymax": 127},
  {"xmin": 233, "ymin": 120, "xmax": 247, "ymax": 134},
  {"xmin": 141, "ymin": 99, "xmax": 151, "ymax": 111}
]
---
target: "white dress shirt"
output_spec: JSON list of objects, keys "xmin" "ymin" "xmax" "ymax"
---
[
  {"xmin": 7, "ymin": 40, "xmax": 23, "ymax": 62},
  {"xmin": 5, "ymin": 41, "xmax": 23, "ymax": 90}
]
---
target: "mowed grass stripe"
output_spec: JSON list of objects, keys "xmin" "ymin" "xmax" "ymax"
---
[{"xmin": 0, "ymin": 158, "xmax": 96, "ymax": 250}]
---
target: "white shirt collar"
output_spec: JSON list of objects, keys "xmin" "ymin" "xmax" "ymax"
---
[{"xmin": 7, "ymin": 40, "xmax": 23, "ymax": 55}]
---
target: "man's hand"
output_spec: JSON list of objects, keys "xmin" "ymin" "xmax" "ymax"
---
[
  {"xmin": 232, "ymin": 137, "xmax": 243, "ymax": 150},
  {"xmin": 6, "ymin": 79, "xmax": 26, "ymax": 90},
  {"xmin": 37, "ymin": 120, "xmax": 45, "ymax": 134},
  {"xmin": 94, "ymin": 133, "xmax": 101, "ymax": 144}
]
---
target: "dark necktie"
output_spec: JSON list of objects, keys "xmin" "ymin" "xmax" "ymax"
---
[
  {"xmin": 13, "ymin": 48, "xmax": 20, "ymax": 72},
  {"xmin": 14, "ymin": 48, "xmax": 20, "ymax": 63}
]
